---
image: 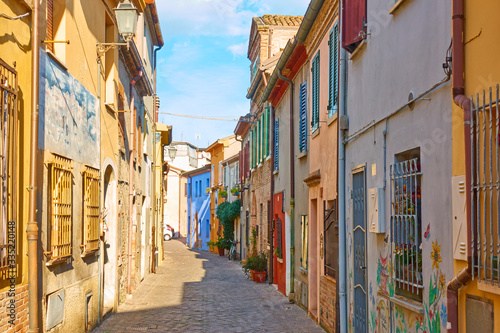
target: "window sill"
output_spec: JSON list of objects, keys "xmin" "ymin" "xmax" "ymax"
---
[
  {"xmin": 327, "ymin": 112, "xmax": 338, "ymax": 126},
  {"xmin": 312, "ymin": 128, "xmax": 320, "ymax": 139},
  {"xmin": 265, "ymin": 155, "xmax": 271, "ymax": 161},
  {"xmin": 277, "ymin": 258, "xmax": 283, "ymax": 264},
  {"xmin": 45, "ymin": 255, "xmax": 72, "ymax": 267},
  {"xmin": 478, "ymin": 281, "xmax": 500, "ymax": 295},
  {"xmin": 378, "ymin": 291, "xmax": 423, "ymax": 314},
  {"xmin": 273, "ymin": 169, "xmax": 279, "ymax": 175},
  {"xmin": 105, "ymin": 103, "xmax": 117, "ymax": 114},
  {"xmin": 389, "ymin": 0, "xmax": 409, "ymax": 15},
  {"xmin": 349, "ymin": 40, "xmax": 367, "ymax": 61},
  {"xmin": 300, "ymin": 267, "xmax": 308, "ymax": 275},
  {"xmin": 298, "ymin": 151, "xmax": 308, "ymax": 159}
]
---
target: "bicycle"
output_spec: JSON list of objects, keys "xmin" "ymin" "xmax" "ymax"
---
[{"xmin": 228, "ymin": 240, "xmax": 238, "ymax": 261}]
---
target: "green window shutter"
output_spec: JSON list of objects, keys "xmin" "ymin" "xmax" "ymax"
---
[
  {"xmin": 258, "ymin": 118, "xmax": 261, "ymax": 163},
  {"xmin": 328, "ymin": 22, "xmax": 339, "ymax": 118},
  {"xmin": 311, "ymin": 52, "xmax": 320, "ymax": 131},
  {"xmin": 299, "ymin": 82, "xmax": 307, "ymax": 152},
  {"xmin": 265, "ymin": 107, "xmax": 269, "ymax": 157}
]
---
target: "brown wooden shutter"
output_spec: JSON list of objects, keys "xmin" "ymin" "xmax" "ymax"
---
[
  {"xmin": 47, "ymin": 0, "xmax": 54, "ymax": 52},
  {"xmin": 342, "ymin": 0, "xmax": 367, "ymax": 53}
]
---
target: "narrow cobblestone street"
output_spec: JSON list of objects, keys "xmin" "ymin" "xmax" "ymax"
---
[{"xmin": 95, "ymin": 239, "xmax": 324, "ymax": 333}]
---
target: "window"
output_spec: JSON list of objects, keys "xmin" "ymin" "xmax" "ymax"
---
[
  {"xmin": 300, "ymin": 215, "xmax": 309, "ymax": 270},
  {"xmin": 219, "ymin": 162, "xmax": 222, "ymax": 185},
  {"xmin": 82, "ymin": 166, "xmax": 100, "ymax": 255},
  {"xmin": 235, "ymin": 161, "xmax": 239, "ymax": 183},
  {"xmin": 311, "ymin": 52, "xmax": 320, "ymax": 132},
  {"xmin": 184, "ymin": 183, "xmax": 187, "ymax": 197},
  {"xmin": 206, "ymin": 178, "xmax": 209, "ymax": 195},
  {"xmin": 324, "ymin": 200, "xmax": 338, "ymax": 277},
  {"xmin": 274, "ymin": 118, "xmax": 279, "ymax": 170},
  {"xmin": 46, "ymin": 0, "xmax": 66, "ymax": 60},
  {"xmin": 299, "ymin": 82, "xmax": 308, "ymax": 153},
  {"xmin": 276, "ymin": 218, "xmax": 283, "ymax": 259},
  {"xmin": 211, "ymin": 165, "xmax": 214, "ymax": 187},
  {"xmin": 206, "ymin": 219, "xmax": 210, "ymax": 236},
  {"xmin": 328, "ymin": 22, "xmax": 339, "ymax": 117},
  {"xmin": 341, "ymin": 0, "xmax": 367, "ymax": 53},
  {"xmin": 251, "ymin": 55, "xmax": 260, "ymax": 82},
  {"xmin": 0, "ymin": 60, "xmax": 18, "ymax": 272},
  {"xmin": 390, "ymin": 149, "xmax": 422, "ymax": 301},
  {"xmin": 47, "ymin": 154, "xmax": 73, "ymax": 264}
]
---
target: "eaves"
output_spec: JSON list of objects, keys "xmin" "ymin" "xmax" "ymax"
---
[{"xmin": 119, "ymin": 40, "xmax": 154, "ymax": 97}]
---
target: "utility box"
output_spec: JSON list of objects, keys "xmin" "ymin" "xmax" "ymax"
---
[
  {"xmin": 452, "ymin": 175, "xmax": 467, "ymax": 261},
  {"xmin": 368, "ymin": 187, "xmax": 385, "ymax": 233}
]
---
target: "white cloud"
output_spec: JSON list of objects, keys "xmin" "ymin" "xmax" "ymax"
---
[
  {"xmin": 227, "ymin": 42, "xmax": 247, "ymax": 58},
  {"xmin": 155, "ymin": 0, "xmax": 310, "ymax": 39}
]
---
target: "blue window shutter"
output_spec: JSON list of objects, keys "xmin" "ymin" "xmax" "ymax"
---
[
  {"xmin": 299, "ymin": 82, "xmax": 308, "ymax": 152},
  {"xmin": 329, "ymin": 22, "xmax": 339, "ymax": 117},
  {"xmin": 274, "ymin": 119, "xmax": 279, "ymax": 170}
]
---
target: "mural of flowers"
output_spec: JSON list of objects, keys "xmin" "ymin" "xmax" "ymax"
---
[
  {"xmin": 431, "ymin": 241, "xmax": 442, "ymax": 270},
  {"xmin": 440, "ymin": 303, "xmax": 448, "ymax": 328}
]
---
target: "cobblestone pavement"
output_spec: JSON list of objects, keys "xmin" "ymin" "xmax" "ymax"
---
[{"xmin": 95, "ymin": 239, "xmax": 324, "ymax": 333}]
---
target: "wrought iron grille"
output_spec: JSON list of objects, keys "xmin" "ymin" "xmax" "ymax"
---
[
  {"xmin": 390, "ymin": 157, "xmax": 423, "ymax": 300},
  {"xmin": 47, "ymin": 155, "xmax": 72, "ymax": 263},
  {"xmin": 0, "ymin": 59, "xmax": 18, "ymax": 273},
  {"xmin": 471, "ymin": 85, "xmax": 500, "ymax": 284},
  {"xmin": 82, "ymin": 166, "xmax": 99, "ymax": 254},
  {"xmin": 324, "ymin": 200, "xmax": 338, "ymax": 278}
]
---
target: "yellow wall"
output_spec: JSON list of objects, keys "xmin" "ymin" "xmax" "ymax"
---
[
  {"xmin": 0, "ymin": 0, "xmax": 33, "ymax": 291},
  {"xmin": 207, "ymin": 143, "xmax": 224, "ymax": 253},
  {"xmin": 453, "ymin": 1, "xmax": 500, "ymax": 331}
]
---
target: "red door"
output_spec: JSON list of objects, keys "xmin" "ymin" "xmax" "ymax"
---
[{"xmin": 273, "ymin": 192, "xmax": 286, "ymax": 295}]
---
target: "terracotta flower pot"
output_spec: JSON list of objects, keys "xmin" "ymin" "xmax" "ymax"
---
[
  {"xmin": 250, "ymin": 269, "xmax": 255, "ymax": 280},
  {"xmin": 252, "ymin": 270, "xmax": 266, "ymax": 283},
  {"xmin": 218, "ymin": 247, "xmax": 225, "ymax": 256}
]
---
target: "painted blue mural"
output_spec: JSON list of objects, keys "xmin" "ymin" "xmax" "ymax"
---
[
  {"xmin": 186, "ymin": 167, "xmax": 211, "ymax": 251},
  {"xmin": 39, "ymin": 50, "xmax": 100, "ymax": 168}
]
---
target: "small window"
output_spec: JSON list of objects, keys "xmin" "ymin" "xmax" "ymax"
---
[
  {"xmin": 82, "ymin": 166, "xmax": 100, "ymax": 255},
  {"xmin": 47, "ymin": 154, "xmax": 73, "ymax": 264},
  {"xmin": 300, "ymin": 215, "xmax": 309, "ymax": 270},
  {"xmin": 391, "ymin": 148, "xmax": 423, "ymax": 302}
]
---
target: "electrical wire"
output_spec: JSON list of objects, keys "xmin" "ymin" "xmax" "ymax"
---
[{"xmin": 158, "ymin": 112, "xmax": 238, "ymax": 121}]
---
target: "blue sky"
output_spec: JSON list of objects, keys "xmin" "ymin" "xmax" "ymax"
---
[{"xmin": 155, "ymin": 0, "xmax": 310, "ymax": 148}]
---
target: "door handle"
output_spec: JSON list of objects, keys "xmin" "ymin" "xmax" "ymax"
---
[{"xmin": 360, "ymin": 266, "xmax": 366, "ymax": 270}]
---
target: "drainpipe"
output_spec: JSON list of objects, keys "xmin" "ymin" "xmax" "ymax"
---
[
  {"xmin": 153, "ymin": 45, "xmax": 163, "ymax": 122},
  {"xmin": 278, "ymin": 69, "xmax": 295, "ymax": 298},
  {"xmin": 338, "ymin": 2, "xmax": 348, "ymax": 330},
  {"xmin": 447, "ymin": 0, "xmax": 473, "ymax": 331},
  {"xmin": 127, "ymin": 69, "xmax": 143, "ymax": 295},
  {"xmin": 269, "ymin": 106, "xmax": 275, "ymax": 284},
  {"xmin": 96, "ymin": 57, "xmax": 103, "ymax": 324},
  {"xmin": 27, "ymin": 1, "xmax": 40, "ymax": 331}
]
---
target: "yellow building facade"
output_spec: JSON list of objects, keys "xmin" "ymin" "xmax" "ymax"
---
[{"xmin": 451, "ymin": 0, "xmax": 500, "ymax": 331}]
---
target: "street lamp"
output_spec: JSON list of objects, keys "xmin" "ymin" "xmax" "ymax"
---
[
  {"xmin": 114, "ymin": 0, "xmax": 139, "ymax": 42},
  {"xmin": 97, "ymin": 0, "xmax": 139, "ymax": 55},
  {"xmin": 168, "ymin": 146, "xmax": 177, "ymax": 161}
]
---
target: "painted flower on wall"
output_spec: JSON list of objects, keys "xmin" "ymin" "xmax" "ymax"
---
[
  {"xmin": 439, "ymin": 272, "xmax": 446, "ymax": 291},
  {"xmin": 431, "ymin": 241, "xmax": 442, "ymax": 270}
]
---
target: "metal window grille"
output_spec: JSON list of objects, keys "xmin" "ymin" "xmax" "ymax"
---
[
  {"xmin": 324, "ymin": 200, "xmax": 338, "ymax": 278},
  {"xmin": 390, "ymin": 157, "xmax": 423, "ymax": 300},
  {"xmin": 277, "ymin": 218, "xmax": 283, "ymax": 259},
  {"xmin": 82, "ymin": 166, "xmax": 100, "ymax": 255},
  {"xmin": 46, "ymin": 155, "xmax": 73, "ymax": 263},
  {"xmin": 471, "ymin": 85, "xmax": 500, "ymax": 284},
  {"xmin": 0, "ymin": 59, "xmax": 18, "ymax": 273}
]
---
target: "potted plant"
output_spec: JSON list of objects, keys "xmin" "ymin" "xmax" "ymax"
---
[
  {"xmin": 207, "ymin": 237, "xmax": 227, "ymax": 256},
  {"xmin": 230, "ymin": 187, "xmax": 241, "ymax": 196},
  {"xmin": 242, "ymin": 251, "xmax": 267, "ymax": 283},
  {"xmin": 218, "ymin": 190, "xmax": 228, "ymax": 198}
]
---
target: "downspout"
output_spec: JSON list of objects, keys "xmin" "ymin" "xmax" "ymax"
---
[
  {"xmin": 447, "ymin": 0, "xmax": 473, "ymax": 331},
  {"xmin": 153, "ymin": 45, "xmax": 163, "ymax": 122},
  {"xmin": 338, "ymin": 2, "xmax": 348, "ymax": 330},
  {"xmin": 27, "ymin": 1, "xmax": 40, "ymax": 331},
  {"xmin": 97, "ymin": 56, "xmax": 103, "ymax": 324},
  {"xmin": 269, "ymin": 106, "xmax": 275, "ymax": 284},
  {"xmin": 127, "ymin": 69, "xmax": 143, "ymax": 295},
  {"xmin": 278, "ymin": 68, "xmax": 295, "ymax": 297}
]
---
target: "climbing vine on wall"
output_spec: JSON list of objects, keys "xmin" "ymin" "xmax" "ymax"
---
[{"xmin": 216, "ymin": 199, "xmax": 241, "ymax": 249}]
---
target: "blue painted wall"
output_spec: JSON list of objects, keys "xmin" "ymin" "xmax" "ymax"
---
[{"xmin": 187, "ymin": 170, "xmax": 211, "ymax": 250}]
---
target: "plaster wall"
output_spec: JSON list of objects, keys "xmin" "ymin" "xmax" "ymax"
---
[
  {"xmin": 452, "ymin": 1, "xmax": 500, "ymax": 331},
  {"xmin": 344, "ymin": 1, "xmax": 452, "ymax": 332}
]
